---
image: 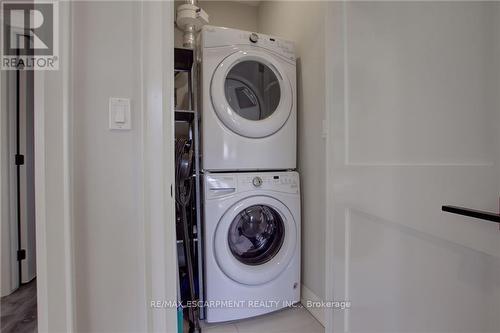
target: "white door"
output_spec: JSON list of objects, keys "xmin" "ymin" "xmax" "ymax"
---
[
  {"xmin": 5, "ymin": 67, "xmax": 36, "ymax": 289},
  {"xmin": 326, "ymin": 2, "xmax": 500, "ymax": 332}
]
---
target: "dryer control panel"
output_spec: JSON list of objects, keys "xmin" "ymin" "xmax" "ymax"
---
[
  {"xmin": 202, "ymin": 25, "xmax": 296, "ymax": 61},
  {"xmin": 205, "ymin": 172, "xmax": 299, "ymax": 199}
]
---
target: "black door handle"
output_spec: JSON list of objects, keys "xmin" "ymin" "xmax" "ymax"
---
[{"xmin": 442, "ymin": 205, "xmax": 500, "ymax": 224}]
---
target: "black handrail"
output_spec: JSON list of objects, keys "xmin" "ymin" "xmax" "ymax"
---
[{"xmin": 442, "ymin": 205, "xmax": 500, "ymax": 224}]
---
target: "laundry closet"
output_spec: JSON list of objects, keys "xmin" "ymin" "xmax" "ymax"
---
[{"xmin": 173, "ymin": 1, "xmax": 326, "ymax": 332}]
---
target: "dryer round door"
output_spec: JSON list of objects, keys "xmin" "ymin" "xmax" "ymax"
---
[
  {"xmin": 211, "ymin": 50, "xmax": 293, "ymax": 138},
  {"xmin": 214, "ymin": 196, "xmax": 297, "ymax": 285}
]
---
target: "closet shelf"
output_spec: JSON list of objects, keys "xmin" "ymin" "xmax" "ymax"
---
[
  {"xmin": 174, "ymin": 47, "xmax": 204, "ymax": 320},
  {"xmin": 176, "ymin": 239, "xmax": 199, "ymax": 244},
  {"xmin": 175, "ymin": 109, "xmax": 196, "ymax": 122}
]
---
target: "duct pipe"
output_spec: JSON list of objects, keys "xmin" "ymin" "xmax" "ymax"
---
[
  {"xmin": 176, "ymin": 1, "xmax": 208, "ymax": 49},
  {"xmin": 183, "ymin": 25, "xmax": 196, "ymax": 50},
  {"xmin": 181, "ymin": 0, "xmax": 196, "ymax": 49}
]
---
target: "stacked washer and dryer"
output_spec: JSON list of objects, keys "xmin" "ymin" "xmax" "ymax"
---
[{"xmin": 200, "ymin": 26, "xmax": 301, "ymax": 323}]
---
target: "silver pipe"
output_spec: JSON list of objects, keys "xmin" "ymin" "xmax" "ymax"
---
[{"xmin": 183, "ymin": 25, "xmax": 196, "ymax": 49}]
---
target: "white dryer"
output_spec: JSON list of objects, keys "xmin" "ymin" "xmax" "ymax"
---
[
  {"xmin": 203, "ymin": 171, "xmax": 301, "ymax": 322},
  {"xmin": 200, "ymin": 26, "xmax": 296, "ymax": 171}
]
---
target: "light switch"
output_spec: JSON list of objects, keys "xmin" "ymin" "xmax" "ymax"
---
[
  {"xmin": 114, "ymin": 105, "xmax": 126, "ymax": 123},
  {"xmin": 109, "ymin": 97, "xmax": 131, "ymax": 130}
]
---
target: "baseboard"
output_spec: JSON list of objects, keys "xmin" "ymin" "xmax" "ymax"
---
[{"xmin": 300, "ymin": 284, "xmax": 325, "ymax": 327}]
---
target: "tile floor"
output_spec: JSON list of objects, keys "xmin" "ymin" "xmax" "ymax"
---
[{"xmin": 200, "ymin": 305, "xmax": 324, "ymax": 333}]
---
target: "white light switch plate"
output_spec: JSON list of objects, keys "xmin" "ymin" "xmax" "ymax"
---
[{"xmin": 109, "ymin": 97, "xmax": 131, "ymax": 130}]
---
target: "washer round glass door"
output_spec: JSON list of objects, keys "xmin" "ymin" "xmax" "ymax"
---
[
  {"xmin": 211, "ymin": 50, "xmax": 293, "ymax": 138},
  {"xmin": 214, "ymin": 196, "xmax": 297, "ymax": 286},
  {"xmin": 228, "ymin": 204, "xmax": 285, "ymax": 266}
]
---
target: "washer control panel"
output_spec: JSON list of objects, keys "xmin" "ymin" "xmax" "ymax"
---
[
  {"xmin": 239, "ymin": 172, "xmax": 299, "ymax": 194},
  {"xmin": 204, "ymin": 172, "xmax": 299, "ymax": 199}
]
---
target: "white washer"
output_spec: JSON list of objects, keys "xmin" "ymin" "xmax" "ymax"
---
[
  {"xmin": 200, "ymin": 26, "xmax": 297, "ymax": 171},
  {"xmin": 203, "ymin": 171, "xmax": 301, "ymax": 323}
]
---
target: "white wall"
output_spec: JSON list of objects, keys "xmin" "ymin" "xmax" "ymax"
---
[
  {"xmin": 258, "ymin": 1, "xmax": 326, "ymax": 302},
  {"xmin": 72, "ymin": 2, "xmax": 147, "ymax": 331}
]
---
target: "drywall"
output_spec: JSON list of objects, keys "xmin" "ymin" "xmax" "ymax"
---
[
  {"xmin": 258, "ymin": 1, "xmax": 326, "ymax": 302},
  {"xmin": 174, "ymin": 0, "xmax": 259, "ymax": 47},
  {"xmin": 72, "ymin": 2, "xmax": 147, "ymax": 331},
  {"xmin": 199, "ymin": 0, "xmax": 258, "ymax": 31}
]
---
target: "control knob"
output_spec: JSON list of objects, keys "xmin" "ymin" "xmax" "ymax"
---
[
  {"xmin": 249, "ymin": 33, "xmax": 259, "ymax": 43},
  {"xmin": 252, "ymin": 176, "xmax": 263, "ymax": 187}
]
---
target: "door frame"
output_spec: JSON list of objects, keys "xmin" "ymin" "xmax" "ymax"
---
[
  {"xmin": 324, "ymin": 2, "xmax": 344, "ymax": 332},
  {"xmin": 32, "ymin": 0, "xmax": 74, "ymax": 330},
  {"xmin": 1, "ymin": 28, "xmax": 36, "ymax": 298},
  {"xmin": 0, "ymin": 2, "xmax": 74, "ymax": 329},
  {"xmin": 140, "ymin": 1, "xmax": 178, "ymax": 331}
]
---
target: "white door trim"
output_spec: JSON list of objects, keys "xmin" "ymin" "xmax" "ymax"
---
[
  {"xmin": 324, "ymin": 2, "xmax": 343, "ymax": 332},
  {"xmin": 140, "ymin": 1, "xmax": 178, "ymax": 332},
  {"xmin": 33, "ymin": 1, "xmax": 75, "ymax": 332}
]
